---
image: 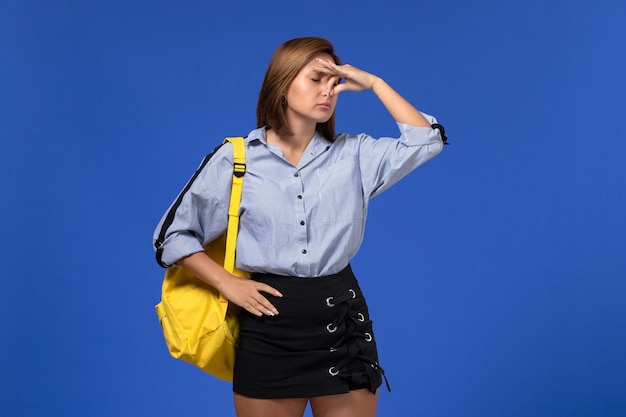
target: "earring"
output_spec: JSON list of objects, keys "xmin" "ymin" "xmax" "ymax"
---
[{"xmin": 281, "ymin": 96, "xmax": 287, "ymax": 105}]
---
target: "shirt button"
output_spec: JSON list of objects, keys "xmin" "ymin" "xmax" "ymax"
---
[
  {"xmin": 301, "ymin": 249, "xmax": 307, "ymax": 254},
  {"xmin": 300, "ymin": 220, "xmax": 305, "ymax": 225},
  {"xmin": 293, "ymin": 172, "xmax": 299, "ymax": 177},
  {"xmin": 297, "ymin": 195, "xmax": 303, "ymax": 199}
]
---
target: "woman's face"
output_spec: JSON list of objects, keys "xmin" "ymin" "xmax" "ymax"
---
[{"xmin": 284, "ymin": 53, "xmax": 339, "ymax": 128}]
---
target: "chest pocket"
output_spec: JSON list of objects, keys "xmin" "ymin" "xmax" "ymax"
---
[{"xmin": 315, "ymin": 156, "xmax": 365, "ymax": 223}]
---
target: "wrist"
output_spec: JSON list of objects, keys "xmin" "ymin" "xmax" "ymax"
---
[{"xmin": 370, "ymin": 77, "xmax": 385, "ymax": 92}]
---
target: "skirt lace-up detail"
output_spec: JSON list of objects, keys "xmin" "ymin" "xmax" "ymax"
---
[{"xmin": 325, "ymin": 288, "xmax": 391, "ymax": 392}]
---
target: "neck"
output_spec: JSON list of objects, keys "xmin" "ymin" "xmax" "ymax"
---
[
  {"xmin": 271, "ymin": 118, "xmax": 317, "ymax": 150},
  {"xmin": 266, "ymin": 123, "xmax": 317, "ymax": 166}
]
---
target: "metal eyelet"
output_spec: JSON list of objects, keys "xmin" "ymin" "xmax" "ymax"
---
[
  {"xmin": 357, "ymin": 313, "xmax": 365, "ymax": 322},
  {"xmin": 326, "ymin": 323, "xmax": 337, "ymax": 333},
  {"xmin": 364, "ymin": 332, "xmax": 372, "ymax": 342},
  {"xmin": 349, "ymin": 289, "xmax": 356, "ymax": 298},
  {"xmin": 330, "ymin": 347, "xmax": 337, "ymax": 352},
  {"xmin": 326, "ymin": 297, "xmax": 335, "ymax": 307},
  {"xmin": 329, "ymin": 367, "xmax": 339, "ymax": 376}
]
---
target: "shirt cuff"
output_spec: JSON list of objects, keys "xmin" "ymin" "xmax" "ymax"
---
[
  {"xmin": 159, "ymin": 232, "xmax": 205, "ymax": 266},
  {"xmin": 397, "ymin": 116, "xmax": 442, "ymax": 146}
]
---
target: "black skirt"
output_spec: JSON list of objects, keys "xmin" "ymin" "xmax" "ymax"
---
[{"xmin": 233, "ymin": 265, "xmax": 389, "ymax": 399}]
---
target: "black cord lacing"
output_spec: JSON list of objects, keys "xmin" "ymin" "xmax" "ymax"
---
[{"xmin": 325, "ymin": 288, "xmax": 391, "ymax": 392}]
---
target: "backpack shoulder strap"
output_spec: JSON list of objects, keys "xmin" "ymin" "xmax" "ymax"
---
[{"xmin": 222, "ymin": 137, "xmax": 246, "ymax": 273}]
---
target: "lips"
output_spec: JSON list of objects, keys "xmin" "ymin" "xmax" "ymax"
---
[{"xmin": 317, "ymin": 102, "xmax": 331, "ymax": 109}]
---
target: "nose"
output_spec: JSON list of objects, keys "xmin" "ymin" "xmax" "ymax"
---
[{"xmin": 323, "ymin": 86, "xmax": 336, "ymax": 98}]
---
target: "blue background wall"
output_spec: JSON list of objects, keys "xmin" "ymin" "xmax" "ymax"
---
[{"xmin": 2, "ymin": 0, "xmax": 625, "ymax": 416}]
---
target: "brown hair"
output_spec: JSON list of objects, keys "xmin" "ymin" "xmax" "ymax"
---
[{"xmin": 256, "ymin": 37, "xmax": 341, "ymax": 141}]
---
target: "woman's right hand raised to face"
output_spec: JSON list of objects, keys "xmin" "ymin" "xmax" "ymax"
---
[
  {"xmin": 313, "ymin": 58, "xmax": 381, "ymax": 94},
  {"xmin": 177, "ymin": 251, "xmax": 282, "ymax": 317}
]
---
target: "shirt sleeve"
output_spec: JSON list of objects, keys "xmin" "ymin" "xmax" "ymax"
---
[
  {"xmin": 358, "ymin": 113, "xmax": 444, "ymax": 199},
  {"xmin": 153, "ymin": 144, "xmax": 234, "ymax": 266}
]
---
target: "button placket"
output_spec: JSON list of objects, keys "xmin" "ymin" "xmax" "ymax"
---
[{"xmin": 292, "ymin": 169, "xmax": 309, "ymax": 259}]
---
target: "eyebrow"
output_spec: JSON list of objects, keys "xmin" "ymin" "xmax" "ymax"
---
[{"xmin": 305, "ymin": 68, "xmax": 324, "ymax": 76}]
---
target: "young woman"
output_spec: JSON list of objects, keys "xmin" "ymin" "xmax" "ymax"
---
[{"xmin": 154, "ymin": 37, "xmax": 445, "ymax": 417}]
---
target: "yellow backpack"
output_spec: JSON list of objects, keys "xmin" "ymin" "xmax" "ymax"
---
[{"xmin": 154, "ymin": 137, "xmax": 249, "ymax": 381}]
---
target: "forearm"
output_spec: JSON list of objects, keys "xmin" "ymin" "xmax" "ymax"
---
[
  {"xmin": 177, "ymin": 251, "xmax": 232, "ymax": 292},
  {"xmin": 371, "ymin": 78, "xmax": 431, "ymax": 127}
]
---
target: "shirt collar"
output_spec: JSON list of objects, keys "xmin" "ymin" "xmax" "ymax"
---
[{"xmin": 246, "ymin": 126, "xmax": 333, "ymax": 151}]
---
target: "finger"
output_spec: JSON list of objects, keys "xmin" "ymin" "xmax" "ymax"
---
[
  {"xmin": 249, "ymin": 294, "xmax": 279, "ymax": 316},
  {"xmin": 257, "ymin": 284, "xmax": 282, "ymax": 315},
  {"xmin": 333, "ymin": 83, "xmax": 350, "ymax": 95},
  {"xmin": 315, "ymin": 58, "xmax": 342, "ymax": 75},
  {"xmin": 249, "ymin": 306, "xmax": 267, "ymax": 317},
  {"xmin": 315, "ymin": 57, "xmax": 336, "ymax": 68},
  {"xmin": 242, "ymin": 296, "xmax": 270, "ymax": 317},
  {"xmin": 326, "ymin": 75, "xmax": 341, "ymax": 93},
  {"xmin": 258, "ymin": 283, "xmax": 283, "ymax": 298}
]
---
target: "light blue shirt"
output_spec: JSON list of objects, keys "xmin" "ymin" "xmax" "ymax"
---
[{"xmin": 154, "ymin": 117, "xmax": 444, "ymax": 277}]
